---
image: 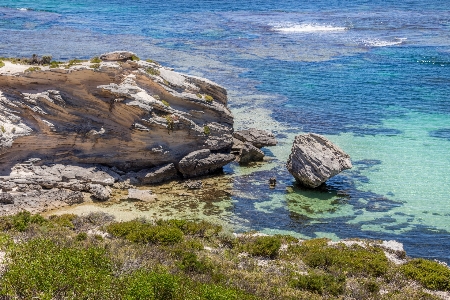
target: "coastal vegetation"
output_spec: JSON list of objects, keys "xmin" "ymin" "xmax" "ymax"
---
[
  {"xmin": 204, "ymin": 125, "xmax": 211, "ymax": 135},
  {"xmin": 0, "ymin": 211, "xmax": 446, "ymax": 299},
  {"xmin": 0, "ymin": 61, "xmax": 4, "ymax": 68},
  {"xmin": 90, "ymin": 56, "xmax": 102, "ymax": 63},
  {"xmin": 146, "ymin": 67, "xmax": 161, "ymax": 76},
  {"xmin": 24, "ymin": 66, "xmax": 41, "ymax": 72}
]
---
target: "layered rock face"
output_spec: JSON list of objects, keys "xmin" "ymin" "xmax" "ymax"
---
[
  {"xmin": 286, "ymin": 133, "xmax": 352, "ymax": 188},
  {"xmin": 0, "ymin": 51, "xmax": 235, "ymax": 213},
  {"xmin": 0, "ymin": 52, "xmax": 233, "ymax": 172}
]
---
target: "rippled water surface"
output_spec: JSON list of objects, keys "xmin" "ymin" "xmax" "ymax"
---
[{"xmin": 1, "ymin": 0, "xmax": 449, "ymax": 262}]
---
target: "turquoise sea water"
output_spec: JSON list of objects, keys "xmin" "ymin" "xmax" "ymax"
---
[{"xmin": 1, "ymin": 0, "xmax": 450, "ymax": 262}]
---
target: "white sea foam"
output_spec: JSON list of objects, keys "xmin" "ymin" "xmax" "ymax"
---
[
  {"xmin": 18, "ymin": 8, "xmax": 29, "ymax": 11},
  {"xmin": 362, "ymin": 37, "xmax": 407, "ymax": 47},
  {"xmin": 272, "ymin": 23, "xmax": 347, "ymax": 33}
]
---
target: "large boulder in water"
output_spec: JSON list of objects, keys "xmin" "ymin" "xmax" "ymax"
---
[{"xmin": 286, "ymin": 133, "xmax": 352, "ymax": 188}]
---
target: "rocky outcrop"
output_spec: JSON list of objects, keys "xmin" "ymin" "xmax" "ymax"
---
[
  {"xmin": 0, "ymin": 51, "xmax": 233, "ymax": 172},
  {"xmin": 100, "ymin": 51, "xmax": 136, "ymax": 61},
  {"xmin": 0, "ymin": 52, "xmax": 236, "ymax": 214},
  {"xmin": 233, "ymin": 129, "xmax": 277, "ymax": 148},
  {"xmin": 286, "ymin": 133, "xmax": 352, "ymax": 188},
  {"xmin": 178, "ymin": 149, "xmax": 235, "ymax": 178}
]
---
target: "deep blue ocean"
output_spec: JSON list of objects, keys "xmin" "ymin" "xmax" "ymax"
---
[{"xmin": 1, "ymin": 0, "xmax": 450, "ymax": 263}]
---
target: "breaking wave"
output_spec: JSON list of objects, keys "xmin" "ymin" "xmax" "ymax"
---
[{"xmin": 272, "ymin": 23, "xmax": 347, "ymax": 33}]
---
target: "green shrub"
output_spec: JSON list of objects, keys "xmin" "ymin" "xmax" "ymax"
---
[
  {"xmin": 49, "ymin": 214, "xmax": 76, "ymax": 229},
  {"xmin": 0, "ymin": 233, "xmax": 14, "ymax": 250},
  {"xmin": 204, "ymin": 125, "xmax": 211, "ymax": 135},
  {"xmin": 159, "ymin": 219, "xmax": 222, "ymax": 238},
  {"xmin": 0, "ymin": 126, "xmax": 5, "ymax": 133},
  {"xmin": 401, "ymin": 258, "xmax": 450, "ymax": 291},
  {"xmin": 165, "ymin": 115, "xmax": 174, "ymax": 133},
  {"xmin": 0, "ymin": 211, "xmax": 49, "ymax": 232},
  {"xmin": 66, "ymin": 59, "xmax": 85, "ymax": 68},
  {"xmin": 244, "ymin": 236, "xmax": 282, "ymax": 259},
  {"xmin": 146, "ymin": 67, "xmax": 160, "ymax": 76},
  {"xmin": 146, "ymin": 58, "xmax": 160, "ymax": 65},
  {"xmin": 290, "ymin": 239, "xmax": 389, "ymax": 277},
  {"xmin": 0, "ymin": 61, "xmax": 4, "ymax": 68},
  {"xmin": 161, "ymin": 100, "xmax": 170, "ymax": 107},
  {"xmin": 178, "ymin": 252, "xmax": 212, "ymax": 274},
  {"xmin": 290, "ymin": 272, "xmax": 345, "ymax": 296},
  {"xmin": 49, "ymin": 61, "xmax": 61, "ymax": 68},
  {"xmin": 131, "ymin": 55, "xmax": 140, "ymax": 61},
  {"xmin": 24, "ymin": 66, "xmax": 41, "ymax": 72},
  {"xmin": 76, "ymin": 232, "xmax": 88, "ymax": 241},
  {"xmin": 1, "ymin": 238, "xmax": 114, "ymax": 299},
  {"xmin": 204, "ymin": 95, "xmax": 214, "ymax": 103},
  {"xmin": 106, "ymin": 220, "xmax": 184, "ymax": 245},
  {"xmin": 200, "ymin": 284, "xmax": 256, "ymax": 300},
  {"xmin": 90, "ymin": 56, "xmax": 102, "ymax": 63},
  {"xmin": 196, "ymin": 93, "xmax": 202, "ymax": 98},
  {"xmin": 90, "ymin": 63, "xmax": 100, "ymax": 69},
  {"xmin": 122, "ymin": 270, "xmax": 179, "ymax": 300}
]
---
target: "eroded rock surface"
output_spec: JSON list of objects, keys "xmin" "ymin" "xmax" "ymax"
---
[
  {"xmin": 286, "ymin": 133, "xmax": 352, "ymax": 188},
  {"xmin": 0, "ymin": 51, "xmax": 233, "ymax": 172}
]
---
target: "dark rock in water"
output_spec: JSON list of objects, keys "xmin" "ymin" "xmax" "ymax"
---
[
  {"xmin": 0, "ymin": 192, "xmax": 13, "ymax": 204},
  {"xmin": 233, "ymin": 129, "xmax": 277, "ymax": 148},
  {"xmin": 286, "ymin": 133, "xmax": 352, "ymax": 188},
  {"xmin": 269, "ymin": 177, "xmax": 277, "ymax": 186},
  {"xmin": 100, "ymin": 51, "xmax": 137, "ymax": 61},
  {"xmin": 184, "ymin": 180, "xmax": 203, "ymax": 190},
  {"xmin": 136, "ymin": 163, "xmax": 178, "ymax": 184},
  {"xmin": 178, "ymin": 149, "xmax": 235, "ymax": 178},
  {"xmin": 237, "ymin": 142, "xmax": 265, "ymax": 164}
]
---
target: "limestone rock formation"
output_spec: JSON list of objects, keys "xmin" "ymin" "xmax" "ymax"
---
[
  {"xmin": 178, "ymin": 149, "xmax": 235, "ymax": 178},
  {"xmin": 233, "ymin": 129, "xmax": 277, "ymax": 148},
  {"xmin": 286, "ymin": 133, "xmax": 352, "ymax": 188},
  {"xmin": 0, "ymin": 52, "xmax": 235, "ymax": 214},
  {"xmin": 0, "ymin": 52, "xmax": 233, "ymax": 172}
]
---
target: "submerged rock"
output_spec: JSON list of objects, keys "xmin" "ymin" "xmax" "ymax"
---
[{"xmin": 286, "ymin": 133, "xmax": 352, "ymax": 188}]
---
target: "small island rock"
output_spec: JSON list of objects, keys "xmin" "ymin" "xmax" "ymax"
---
[{"xmin": 286, "ymin": 133, "xmax": 352, "ymax": 188}]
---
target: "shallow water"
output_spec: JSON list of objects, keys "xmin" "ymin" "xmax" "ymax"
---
[{"xmin": 1, "ymin": 0, "xmax": 450, "ymax": 263}]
